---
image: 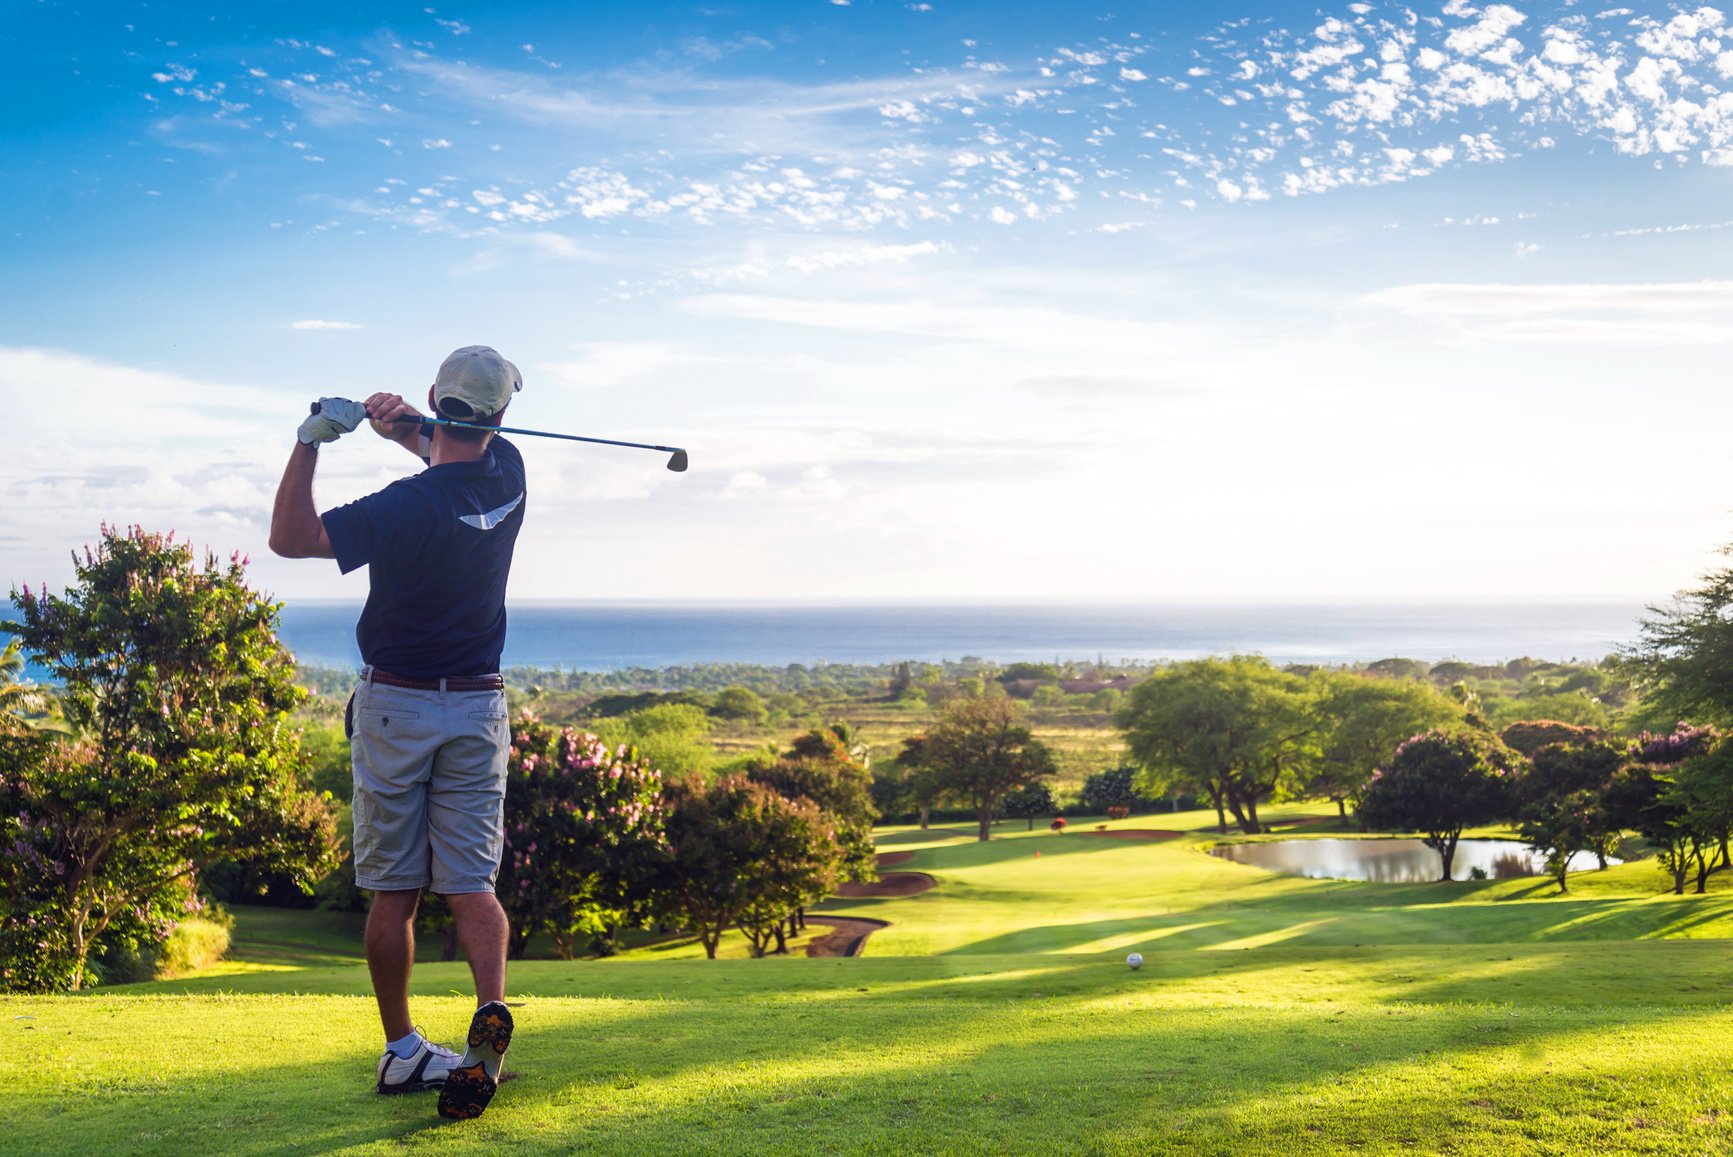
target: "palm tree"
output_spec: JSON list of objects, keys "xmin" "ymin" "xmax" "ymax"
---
[{"xmin": 0, "ymin": 639, "xmax": 46, "ymax": 735}]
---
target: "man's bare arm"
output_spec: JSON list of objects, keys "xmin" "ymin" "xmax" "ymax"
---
[{"xmin": 269, "ymin": 441, "xmax": 335, "ymax": 559}]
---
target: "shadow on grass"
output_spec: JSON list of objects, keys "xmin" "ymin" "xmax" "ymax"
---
[{"xmin": 929, "ymin": 885, "xmax": 1733, "ymax": 957}]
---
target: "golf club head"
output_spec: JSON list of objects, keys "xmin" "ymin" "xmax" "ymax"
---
[{"xmin": 667, "ymin": 449, "xmax": 689, "ymax": 473}]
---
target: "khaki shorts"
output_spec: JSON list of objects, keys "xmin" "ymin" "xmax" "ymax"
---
[{"xmin": 346, "ymin": 675, "xmax": 510, "ymax": 895}]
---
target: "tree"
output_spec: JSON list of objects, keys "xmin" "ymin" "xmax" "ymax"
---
[
  {"xmin": 653, "ymin": 774, "xmax": 839, "ymax": 959},
  {"xmin": 1308, "ymin": 673, "xmax": 1464, "ymax": 820},
  {"xmin": 1078, "ymin": 767, "xmax": 1144, "ymax": 816},
  {"xmin": 0, "ymin": 527, "xmax": 340, "ymax": 990},
  {"xmin": 1001, "ymin": 781, "xmax": 1056, "ymax": 830},
  {"xmin": 922, "ymin": 698, "xmax": 1058, "ymax": 841},
  {"xmin": 1612, "ymin": 728, "xmax": 1733, "ymax": 894},
  {"xmin": 1670, "ymin": 747, "xmax": 1733, "ymax": 893},
  {"xmin": 710, "ymin": 686, "xmax": 768, "ymax": 724},
  {"xmin": 878, "ymin": 735, "xmax": 950, "ymax": 829},
  {"xmin": 1625, "ymin": 552, "xmax": 1733, "ymax": 728},
  {"xmin": 1363, "ymin": 658, "xmax": 1430, "ymax": 681},
  {"xmin": 1514, "ymin": 739, "xmax": 1627, "ymax": 892},
  {"xmin": 1486, "ymin": 692, "xmax": 1610, "ymax": 731},
  {"xmin": 748, "ymin": 727, "xmax": 875, "ymax": 871},
  {"xmin": 999, "ymin": 662, "xmax": 1062, "ymax": 685},
  {"xmin": 1358, "ymin": 731, "xmax": 1516, "ymax": 882},
  {"xmin": 592, "ymin": 702, "xmax": 713, "ymax": 778},
  {"xmin": 496, "ymin": 717, "xmax": 667, "ymax": 959},
  {"xmin": 0, "ymin": 640, "xmax": 47, "ymax": 736},
  {"xmin": 1116, "ymin": 656, "xmax": 1314, "ymax": 835}
]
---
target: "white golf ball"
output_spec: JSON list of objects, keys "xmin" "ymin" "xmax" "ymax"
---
[{"xmin": 1126, "ymin": 952, "xmax": 1143, "ymax": 970}]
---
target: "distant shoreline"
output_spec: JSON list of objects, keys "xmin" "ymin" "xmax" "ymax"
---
[{"xmin": 265, "ymin": 601, "xmax": 1649, "ymax": 673}]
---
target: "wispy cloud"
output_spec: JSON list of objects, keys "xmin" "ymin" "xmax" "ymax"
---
[
  {"xmin": 1357, "ymin": 279, "xmax": 1733, "ymax": 343},
  {"xmin": 130, "ymin": 2, "xmax": 1733, "ymax": 256},
  {"xmin": 1362, "ymin": 280, "xmax": 1733, "ymax": 317},
  {"xmin": 288, "ymin": 319, "xmax": 363, "ymax": 330}
]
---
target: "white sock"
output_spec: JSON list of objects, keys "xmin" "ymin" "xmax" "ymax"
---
[{"xmin": 386, "ymin": 1030, "xmax": 424, "ymax": 1059}]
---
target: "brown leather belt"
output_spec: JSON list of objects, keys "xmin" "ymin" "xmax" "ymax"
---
[{"xmin": 367, "ymin": 668, "xmax": 504, "ymax": 692}]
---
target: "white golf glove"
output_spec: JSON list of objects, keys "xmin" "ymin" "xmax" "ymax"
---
[{"xmin": 298, "ymin": 397, "xmax": 368, "ymax": 446}]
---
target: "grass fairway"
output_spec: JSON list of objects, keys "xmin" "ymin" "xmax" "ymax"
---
[{"xmin": 8, "ymin": 811, "xmax": 1733, "ymax": 1154}]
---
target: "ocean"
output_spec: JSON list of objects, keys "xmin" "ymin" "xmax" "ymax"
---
[{"xmin": 266, "ymin": 601, "xmax": 1651, "ymax": 671}]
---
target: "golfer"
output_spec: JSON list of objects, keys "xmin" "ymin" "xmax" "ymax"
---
[{"xmin": 268, "ymin": 346, "xmax": 525, "ymax": 1121}]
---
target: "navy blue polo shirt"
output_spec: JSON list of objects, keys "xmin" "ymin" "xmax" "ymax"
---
[{"xmin": 322, "ymin": 436, "xmax": 525, "ymax": 679}]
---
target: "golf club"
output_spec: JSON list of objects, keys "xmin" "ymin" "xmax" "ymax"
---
[{"xmin": 310, "ymin": 400, "xmax": 689, "ymax": 472}]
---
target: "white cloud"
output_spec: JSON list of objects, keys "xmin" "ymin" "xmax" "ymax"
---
[
  {"xmin": 1358, "ymin": 280, "xmax": 1733, "ymax": 344},
  {"xmin": 288, "ymin": 319, "xmax": 363, "ymax": 330},
  {"xmin": 784, "ymin": 241, "xmax": 942, "ymax": 273},
  {"xmin": 539, "ymin": 342, "xmax": 735, "ymax": 390},
  {"xmin": 719, "ymin": 471, "xmax": 769, "ymax": 499},
  {"xmin": 1362, "ymin": 281, "xmax": 1733, "ymax": 318}
]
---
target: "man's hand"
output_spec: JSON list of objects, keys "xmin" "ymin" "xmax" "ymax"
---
[
  {"xmin": 365, "ymin": 392, "xmax": 430, "ymax": 456},
  {"xmin": 365, "ymin": 392, "xmax": 423, "ymax": 433},
  {"xmin": 298, "ymin": 397, "xmax": 368, "ymax": 446}
]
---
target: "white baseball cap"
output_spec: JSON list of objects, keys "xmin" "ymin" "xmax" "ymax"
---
[{"xmin": 433, "ymin": 345, "xmax": 522, "ymax": 421}]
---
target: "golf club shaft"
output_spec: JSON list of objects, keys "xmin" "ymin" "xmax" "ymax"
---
[{"xmin": 309, "ymin": 401, "xmax": 688, "ymax": 461}]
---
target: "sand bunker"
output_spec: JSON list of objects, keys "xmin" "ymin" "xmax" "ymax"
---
[
  {"xmin": 804, "ymin": 917, "xmax": 890, "ymax": 958},
  {"xmin": 875, "ymin": 851, "xmax": 915, "ymax": 867},
  {"xmin": 835, "ymin": 871, "xmax": 936, "ymax": 898},
  {"xmin": 1077, "ymin": 829, "xmax": 1183, "ymax": 841}
]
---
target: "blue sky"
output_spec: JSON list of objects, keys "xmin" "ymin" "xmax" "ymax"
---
[{"xmin": 7, "ymin": 0, "xmax": 1733, "ymax": 601}]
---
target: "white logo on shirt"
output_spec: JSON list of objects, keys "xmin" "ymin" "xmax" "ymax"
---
[{"xmin": 459, "ymin": 492, "xmax": 524, "ymax": 530}]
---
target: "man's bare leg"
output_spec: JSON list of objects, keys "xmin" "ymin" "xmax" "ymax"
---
[
  {"xmin": 365, "ymin": 888, "xmax": 421, "ymax": 1041},
  {"xmin": 447, "ymin": 891, "xmax": 509, "ymax": 1005}
]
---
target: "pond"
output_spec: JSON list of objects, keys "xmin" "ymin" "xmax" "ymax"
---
[{"xmin": 1209, "ymin": 838, "xmax": 1619, "ymax": 883}]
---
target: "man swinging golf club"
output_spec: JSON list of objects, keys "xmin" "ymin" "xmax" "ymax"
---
[{"xmin": 269, "ymin": 345, "xmax": 524, "ymax": 1121}]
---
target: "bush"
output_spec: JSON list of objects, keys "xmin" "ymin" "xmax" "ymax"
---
[
  {"xmin": 711, "ymin": 686, "xmax": 769, "ymax": 724},
  {"xmin": 92, "ymin": 904, "xmax": 234, "ymax": 985},
  {"xmin": 499, "ymin": 716, "xmax": 667, "ymax": 959},
  {"xmin": 1500, "ymin": 719, "xmax": 1605, "ymax": 756},
  {"xmin": 155, "ymin": 912, "xmax": 234, "ymax": 979}
]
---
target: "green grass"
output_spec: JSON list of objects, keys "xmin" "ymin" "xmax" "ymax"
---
[{"xmin": 8, "ymin": 807, "xmax": 1733, "ymax": 1154}]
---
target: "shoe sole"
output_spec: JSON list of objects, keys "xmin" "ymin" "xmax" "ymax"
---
[{"xmin": 438, "ymin": 1005, "xmax": 513, "ymax": 1120}]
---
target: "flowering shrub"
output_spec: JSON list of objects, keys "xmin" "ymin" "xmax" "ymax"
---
[
  {"xmin": 495, "ymin": 714, "xmax": 667, "ymax": 958},
  {"xmin": 1105, "ymin": 805, "xmax": 1131, "ymax": 821},
  {"xmin": 1634, "ymin": 724, "xmax": 1716, "ymax": 768}
]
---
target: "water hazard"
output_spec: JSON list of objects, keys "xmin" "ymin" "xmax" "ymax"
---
[{"xmin": 1209, "ymin": 837, "xmax": 1618, "ymax": 883}]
